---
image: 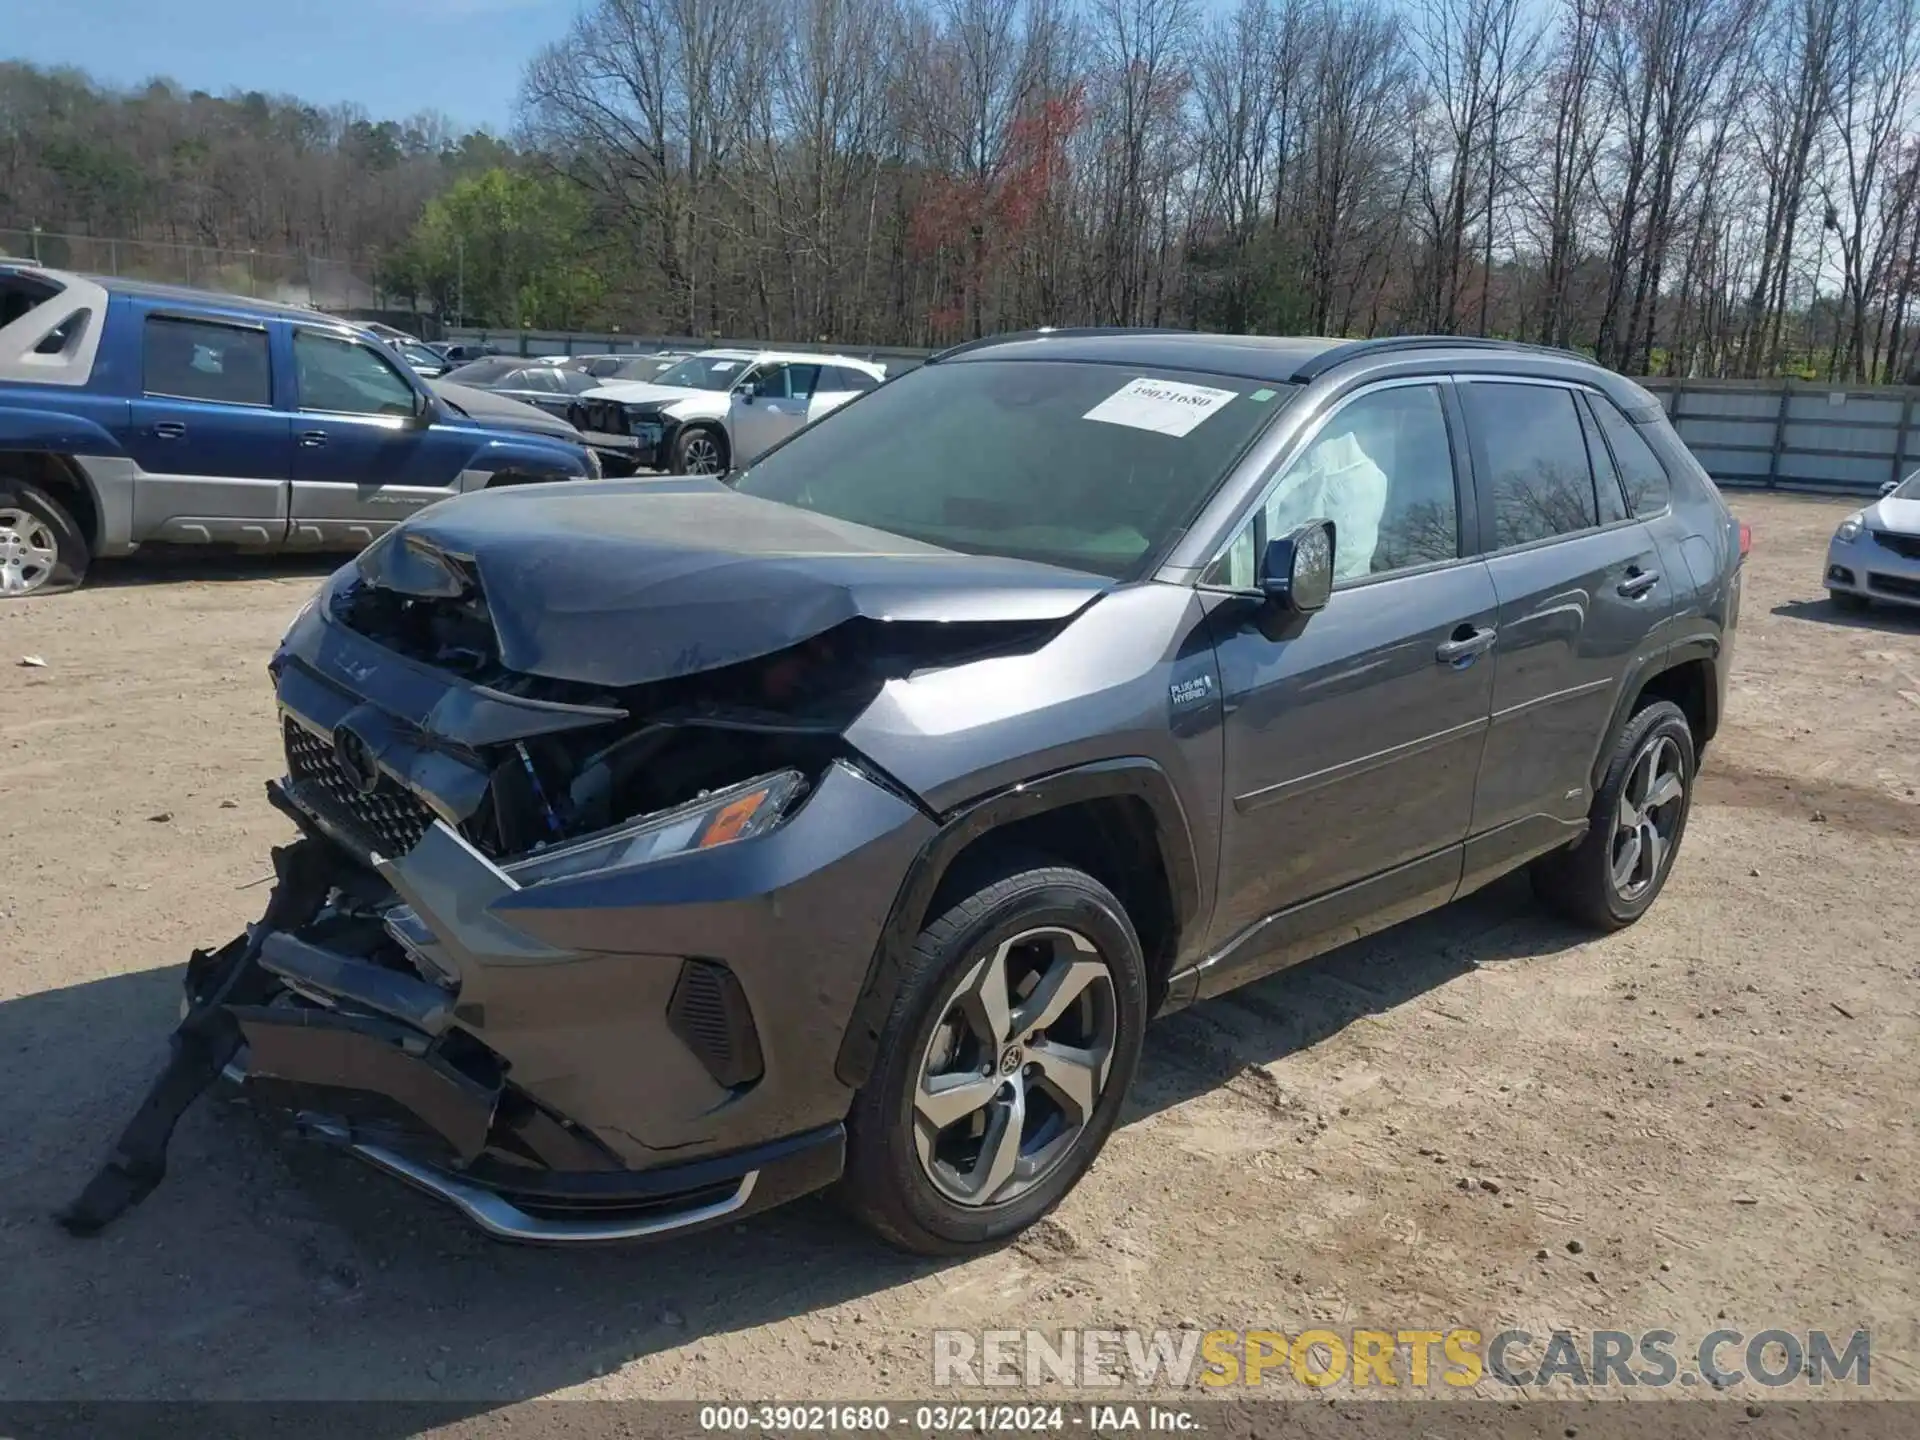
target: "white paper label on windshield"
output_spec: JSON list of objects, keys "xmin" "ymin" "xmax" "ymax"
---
[
  {"xmin": 712, "ymin": 361, "xmax": 738, "ymax": 371},
  {"xmin": 1083, "ymin": 376, "xmax": 1237, "ymax": 437}
]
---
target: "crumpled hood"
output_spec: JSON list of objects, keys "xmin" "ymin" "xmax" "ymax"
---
[
  {"xmin": 353, "ymin": 477, "xmax": 1110, "ymax": 689},
  {"xmin": 431, "ymin": 379, "xmax": 582, "ymax": 441},
  {"xmin": 1867, "ymin": 496, "xmax": 1920, "ymax": 534},
  {"xmin": 581, "ymin": 381, "xmax": 710, "ymax": 408}
]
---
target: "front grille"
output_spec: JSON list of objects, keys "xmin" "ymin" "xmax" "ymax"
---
[
  {"xmin": 1868, "ymin": 571, "xmax": 1920, "ymax": 599},
  {"xmin": 588, "ymin": 401, "xmax": 628, "ymax": 435},
  {"xmin": 1871, "ymin": 530, "xmax": 1920, "ymax": 562},
  {"xmin": 284, "ymin": 719, "xmax": 441, "ymax": 859}
]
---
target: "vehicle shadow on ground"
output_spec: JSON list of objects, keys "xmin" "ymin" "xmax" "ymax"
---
[
  {"xmin": 87, "ymin": 551, "xmax": 341, "ymax": 590},
  {"xmin": 1125, "ymin": 871, "xmax": 1583, "ymax": 1124},
  {"xmin": 0, "ymin": 873, "xmax": 1578, "ymax": 1407},
  {"xmin": 1770, "ymin": 597, "xmax": 1920, "ymax": 632}
]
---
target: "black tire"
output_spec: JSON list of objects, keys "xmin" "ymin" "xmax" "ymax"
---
[
  {"xmin": 1829, "ymin": 590, "xmax": 1869, "ymax": 613},
  {"xmin": 0, "ymin": 476, "xmax": 89, "ymax": 597},
  {"xmin": 838, "ymin": 862, "xmax": 1148, "ymax": 1255},
  {"xmin": 668, "ymin": 424, "xmax": 728, "ymax": 475},
  {"xmin": 1531, "ymin": 699, "xmax": 1696, "ymax": 931}
]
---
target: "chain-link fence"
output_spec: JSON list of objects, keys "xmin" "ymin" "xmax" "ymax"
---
[{"xmin": 0, "ymin": 229, "xmax": 387, "ymax": 312}]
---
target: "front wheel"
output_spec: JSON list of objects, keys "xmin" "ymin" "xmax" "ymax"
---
[
  {"xmin": 669, "ymin": 425, "xmax": 727, "ymax": 475},
  {"xmin": 1531, "ymin": 699, "xmax": 1695, "ymax": 930},
  {"xmin": 838, "ymin": 863, "xmax": 1148, "ymax": 1255}
]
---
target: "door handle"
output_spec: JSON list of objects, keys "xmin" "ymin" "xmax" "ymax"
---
[
  {"xmin": 298, "ymin": 430, "xmax": 329, "ymax": 448},
  {"xmin": 1617, "ymin": 568, "xmax": 1661, "ymax": 598},
  {"xmin": 152, "ymin": 421, "xmax": 186, "ymax": 439},
  {"xmin": 1435, "ymin": 625, "xmax": 1497, "ymax": 665}
]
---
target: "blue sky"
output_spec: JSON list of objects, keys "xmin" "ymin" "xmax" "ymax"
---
[{"xmin": 9, "ymin": 0, "xmax": 574, "ymax": 132}]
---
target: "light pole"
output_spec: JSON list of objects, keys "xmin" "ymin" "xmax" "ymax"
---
[{"xmin": 29, "ymin": 224, "xmax": 42, "ymax": 264}]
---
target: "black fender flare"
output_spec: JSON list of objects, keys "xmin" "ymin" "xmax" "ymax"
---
[
  {"xmin": 833, "ymin": 756, "xmax": 1202, "ymax": 1088},
  {"xmin": 1589, "ymin": 631, "xmax": 1723, "ymax": 792}
]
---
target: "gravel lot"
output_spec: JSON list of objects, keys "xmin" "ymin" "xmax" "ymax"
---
[{"xmin": 0, "ymin": 491, "xmax": 1915, "ymax": 1407}]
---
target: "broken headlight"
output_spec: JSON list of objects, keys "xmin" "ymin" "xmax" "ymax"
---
[{"xmin": 505, "ymin": 770, "xmax": 806, "ymax": 884}]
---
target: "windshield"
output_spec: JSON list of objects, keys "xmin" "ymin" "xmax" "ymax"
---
[
  {"xmin": 733, "ymin": 358, "xmax": 1291, "ymax": 578},
  {"xmin": 652, "ymin": 355, "xmax": 749, "ymax": 391},
  {"xmin": 611, "ymin": 354, "xmax": 685, "ymax": 379}
]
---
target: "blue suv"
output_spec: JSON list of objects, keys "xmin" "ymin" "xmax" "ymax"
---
[{"xmin": 0, "ymin": 265, "xmax": 598, "ymax": 595}]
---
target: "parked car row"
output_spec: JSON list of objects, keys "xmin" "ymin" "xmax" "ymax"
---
[
  {"xmin": 0, "ymin": 264, "xmax": 915, "ymax": 594},
  {"xmin": 0, "ymin": 264, "xmax": 600, "ymax": 594},
  {"xmin": 568, "ymin": 348, "xmax": 887, "ymax": 474}
]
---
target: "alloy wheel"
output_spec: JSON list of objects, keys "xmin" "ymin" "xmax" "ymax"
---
[
  {"xmin": 0, "ymin": 507, "xmax": 58, "ymax": 596},
  {"xmin": 680, "ymin": 432, "xmax": 723, "ymax": 474},
  {"xmin": 1611, "ymin": 733, "xmax": 1686, "ymax": 901},
  {"xmin": 913, "ymin": 927, "xmax": 1117, "ymax": 1207}
]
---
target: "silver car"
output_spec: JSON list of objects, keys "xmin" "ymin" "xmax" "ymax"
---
[{"xmin": 1825, "ymin": 470, "xmax": 1920, "ymax": 611}]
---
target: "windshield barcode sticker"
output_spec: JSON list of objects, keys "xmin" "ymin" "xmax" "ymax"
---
[{"xmin": 1083, "ymin": 376, "xmax": 1237, "ymax": 437}]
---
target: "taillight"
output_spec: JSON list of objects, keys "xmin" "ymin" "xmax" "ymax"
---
[{"xmin": 1738, "ymin": 521, "xmax": 1752, "ymax": 560}]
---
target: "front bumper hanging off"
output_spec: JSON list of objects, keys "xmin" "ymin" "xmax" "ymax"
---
[{"xmin": 56, "ymin": 809, "xmax": 847, "ymax": 1243}]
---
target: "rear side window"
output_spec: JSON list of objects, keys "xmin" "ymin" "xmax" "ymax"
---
[
  {"xmin": 830, "ymin": 365, "xmax": 879, "ymax": 392},
  {"xmin": 1590, "ymin": 397, "xmax": 1672, "ymax": 515},
  {"xmin": 1577, "ymin": 395, "xmax": 1631, "ymax": 524},
  {"xmin": 34, "ymin": 309, "xmax": 90, "ymax": 356},
  {"xmin": 1465, "ymin": 382, "xmax": 1597, "ymax": 547},
  {"xmin": 144, "ymin": 316, "xmax": 272, "ymax": 406}
]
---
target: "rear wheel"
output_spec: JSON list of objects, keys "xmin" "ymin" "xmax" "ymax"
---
[
  {"xmin": 0, "ymin": 478, "xmax": 89, "ymax": 597},
  {"xmin": 1531, "ymin": 699, "xmax": 1695, "ymax": 930},
  {"xmin": 838, "ymin": 862, "xmax": 1147, "ymax": 1255}
]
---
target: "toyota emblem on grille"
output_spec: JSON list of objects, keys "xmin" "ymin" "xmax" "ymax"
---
[{"xmin": 331, "ymin": 724, "xmax": 382, "ymax": 796}]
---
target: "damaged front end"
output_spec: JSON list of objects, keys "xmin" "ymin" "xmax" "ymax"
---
[{"xmin": 64, "ymin": 490, "xmax": 1093, "ymax": 1241}]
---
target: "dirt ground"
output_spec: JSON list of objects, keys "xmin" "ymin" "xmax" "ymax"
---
[{"xmin": 0, "ymin": 492, "xmax": 1915, "ymax": 1410}]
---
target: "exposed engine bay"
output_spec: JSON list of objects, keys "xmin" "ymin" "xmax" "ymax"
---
[{"xmin": 323, "ymin": 562, "xmax": 1058, "ymax": 863}]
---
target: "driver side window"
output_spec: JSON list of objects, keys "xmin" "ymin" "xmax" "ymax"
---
[
  {"xmin": 1214, "ymin": 384, "xmax": 1460, "ymax": 589},
  {"xmin": 294, "ymin": 331, "xmax": 417, "ymax": 417}
]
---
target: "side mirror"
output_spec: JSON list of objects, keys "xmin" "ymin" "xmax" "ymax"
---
[
  {"xmin": 1881, "ymin": 481, "xmax": 1899, "ymax": 496},
  {"xmin": 740, "ymin": 380, "xmax": 761, "ymax": 404},
  {"xmin": 1259, "ymin": 520, "xmax": 1336, "ymax": 613}
]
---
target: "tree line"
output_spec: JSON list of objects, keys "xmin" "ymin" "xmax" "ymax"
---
[{"xmin": 5, "ymin": 0, "xmax": 1919, "ymax": 382}]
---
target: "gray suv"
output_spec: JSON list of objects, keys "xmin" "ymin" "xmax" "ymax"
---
[{"xmin": 66, "ymin": 331, "xmax": 1742, "ymax": 1256}]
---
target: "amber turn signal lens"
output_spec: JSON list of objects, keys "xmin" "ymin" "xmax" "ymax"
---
[{"xmin": 699, "ymin": 787, "xmax": 771, "ymax": 847}]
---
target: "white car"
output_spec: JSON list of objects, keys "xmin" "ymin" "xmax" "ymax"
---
[
  {"xmin": 573, "ymin": 349, "xmax": 886, "ymax": 474},
  {"xmin": 1825, "ymin": 469, "xmax": 1920, "ymax": 611}
]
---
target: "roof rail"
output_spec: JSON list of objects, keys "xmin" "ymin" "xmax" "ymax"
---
[
  {"xmin": 1290, "ymin": 334, "xmax": 1591, "ymax": 383},
  {"xmin": 926, "ymin": 326, "xmax": 1195, "ymax": 364}
]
